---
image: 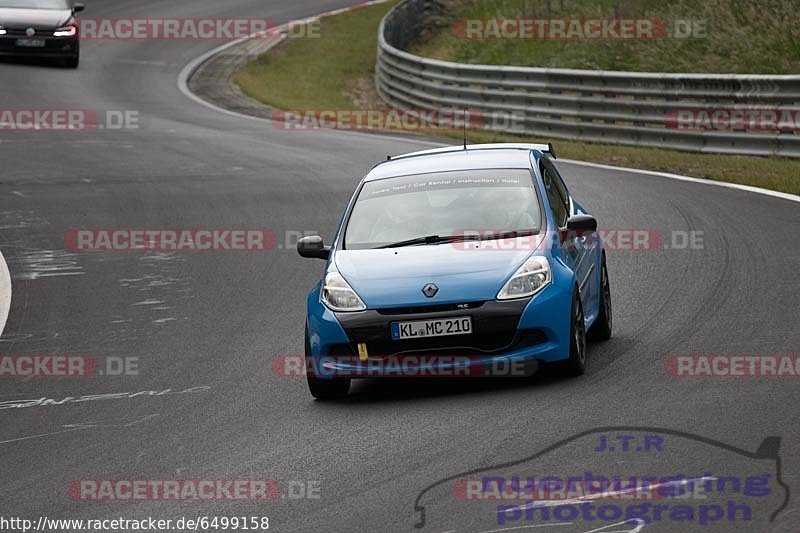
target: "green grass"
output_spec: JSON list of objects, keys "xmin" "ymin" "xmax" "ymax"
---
[
  {"xmin": 411, "ymin": 0, "xmax": 800, "ymax": 73},
  {"xmin": 236, "ymin": 1, "xmax": 399, "ymax": 111},
  {"xmin": 234, "ymin": 0, "xmax": 800, "ymax": 196}
]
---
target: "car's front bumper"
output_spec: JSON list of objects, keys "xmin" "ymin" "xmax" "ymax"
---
[{"xmin": 305, "ymin": 278, "xmax": 573, "ymax": 379}]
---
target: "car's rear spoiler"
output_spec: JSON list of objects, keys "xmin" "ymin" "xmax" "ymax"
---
[{"xmin": 387, "ymin": 143, "xmax": 557, "ymax": 162}]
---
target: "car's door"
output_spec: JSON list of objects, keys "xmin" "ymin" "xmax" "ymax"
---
[{"xmin": 541, "ymin": 158, "xmax": 593, "ymax": 311}]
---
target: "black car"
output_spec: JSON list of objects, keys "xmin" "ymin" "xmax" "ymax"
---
[{"xmin": 0, "ymin": 0, "xmax": 84, "ymax": 68}]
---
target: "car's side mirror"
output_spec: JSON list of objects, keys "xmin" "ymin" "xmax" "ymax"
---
[
  {"xmin": 73, "ymin": 2, "xmax": 85, "ymax": 12},
  {"xmin": 297, "ymin": 235, "xmax": 330, "ymax": 260},
  {"xmin": 565, "ymin": 214, "xmax": 597, "ymax": 232},
  {"xmin": 561, "ymin": 215, "xmax": 598, "ymax": 242}
]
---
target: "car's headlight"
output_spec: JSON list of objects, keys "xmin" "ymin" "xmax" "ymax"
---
[
  {"xmin": 322, "ymin": 272, "xmax": 366, "ymax": 312},
  {"xmin": 54, "ymin": 25, "xmax": 77, "ymax": 37},
  {"xmin": 0, "ymin": 26, "xmax": 7, "ymax": 36},
  {"xmin": 497, "ymin": 256, "xmax": 551, "ymax": 300}
]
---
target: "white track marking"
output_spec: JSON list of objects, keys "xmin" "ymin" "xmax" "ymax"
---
[
  {"xmin": 0, "ymin": 250, "xmax": 10, "ymax": 338},
  {"xmin": 582, "ymin": 519, "xmax": 646, "ymax": 533},
  {"xmin": 560, "ymin": 159, "xmax": 799, "ymax": 203},
  {"xmin": 477, "ymin": 524, "xmax": 575, "ymax": 533},
  {"xmin": 0, "ymin": 414, "xmax": 160, "ymax": 445},
  {"xmin": 0, "ymin": 426, "xmax": 88, "ymax": 445}
]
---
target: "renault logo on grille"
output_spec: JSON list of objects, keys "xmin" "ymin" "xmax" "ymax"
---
[
  {"xmin": 422, "ymin": 283, "xmax": 438, "ymax": 298},
  {"xmin": 26, "ymin": 28, "xmax": 36, "ymax": 37}
]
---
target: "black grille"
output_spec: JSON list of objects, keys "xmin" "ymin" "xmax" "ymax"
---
[
  {"xmin": 514, "ymin": 329, "xmax": 548, "ymax": 349},
  {"xmin": 327, "ymin": 343, "xmax": 356, "ymax": 357},
  {"xmin": 2, "ymin": 29, "xmax": 53, "ymax": 36},
  {"xmin": 376, "ymin": 301, "xmax": 484, "ymax": 315},
  {"xmin": 335, "ymin": 300, "xmax": 545, "ymax": 357}
]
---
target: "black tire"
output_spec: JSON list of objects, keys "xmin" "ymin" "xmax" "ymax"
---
[
  {"xmin": 587, "ymin": 254, "xmax": 613, "ymax": 341},
  {"xmin": 62, "ymin": 54, "xmax": 79, "ymax": 69},
  {"xmin": 558, "ymin": 287, "xmax": 587, "ymax": 376},
  {"xmin": 62, "ymin": 43, "xmax": 79, "ymax": 68},
  {"xmin": 305, "ymin": 327, "xmax": 350, "ymax": 400}
]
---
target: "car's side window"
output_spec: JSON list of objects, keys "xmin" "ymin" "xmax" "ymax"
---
[
  {"xmin": 547, "ymin": 161, "xmax": 571, "ymax": 214},
  {"xmin": 541, "ymin": 162, "xmax": 569, "ymax": 227}
]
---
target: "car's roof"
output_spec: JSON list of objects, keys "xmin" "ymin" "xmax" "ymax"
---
[{"xmin": 364, "ymin": 144, "xmax": 551, "ymax": 182}]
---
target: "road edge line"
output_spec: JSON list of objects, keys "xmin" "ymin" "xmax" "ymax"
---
[
  {"xmin": 559, "ymin": 158, "xmax": 800, "ymax": 203},
  {"xmin": 0, "ymin": 249, "xmax": 11, "ymax": 338},
  {"xmin": 176, "ymin": 32, "xmax": 284, "ymax": 122},
  {"xmin": 176, "ymin": 0, "xmax": 392, "ymax": 124}
]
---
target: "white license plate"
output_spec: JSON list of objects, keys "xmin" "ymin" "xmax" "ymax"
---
[
  {"xmin": 391, "ymin": 316, "xmax": 472, "ymax": 340},
  {"xmin": 16, "ymin": 38, "xmax": 46, "ymax": 48}
]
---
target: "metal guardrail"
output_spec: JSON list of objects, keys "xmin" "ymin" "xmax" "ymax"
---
[{"xmin": 375, "ymin": 0, "xmax": 800, "ymax": 157}]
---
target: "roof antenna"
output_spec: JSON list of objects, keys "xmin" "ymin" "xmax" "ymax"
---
[{"xmin": 462, "ymin": 108, "xmax": 468, "ymax": 150}]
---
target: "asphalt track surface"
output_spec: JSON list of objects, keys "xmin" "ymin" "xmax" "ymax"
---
[{"xmin": 1, "ymin": 1, "xmax": 799, "ymax": 532}]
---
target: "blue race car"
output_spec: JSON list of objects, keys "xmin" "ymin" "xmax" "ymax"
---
[{"xmin": 297, "ymin": 143, "xmax": 612, "ymax": 399}]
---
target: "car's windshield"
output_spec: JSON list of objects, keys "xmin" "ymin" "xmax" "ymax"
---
[
  {"xmin": 344, "ymin": 169, "xmax": 542, "ymax": 250},
  {"xmin": 0, "ymin": 0, "xmax": 68, "ymax": 8}
]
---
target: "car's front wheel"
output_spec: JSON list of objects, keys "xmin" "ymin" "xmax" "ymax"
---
[
  {"xmin": 588, "ymin": 254, "xmax": 612, "ymax": 341},
  {"xmin": 547, "ymin": 287, "xmax": 586, "ymax": 376},
  {"xmin": 305, "ymin": 327, "xmax": 350, "ymax": 400},
  {"xmin": 558, "ymin": 287, "xmax": 587, "ymax": 376}
]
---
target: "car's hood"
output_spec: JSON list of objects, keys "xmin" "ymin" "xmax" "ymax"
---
[
  {"xmin": 333, "ymin": 235, "xmax": 544, "ymax": 308},
  {"xmin": 0, "ymin": 8, "xmax": 72, "ymax": 30}
]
